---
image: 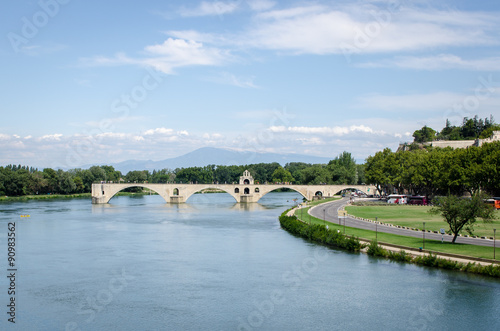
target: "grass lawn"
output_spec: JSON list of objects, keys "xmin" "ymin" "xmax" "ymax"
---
[
  {"xmin": 345, "ymin": 205, "xmax": 500, "ymax": 238},
  {"xmin": 295, "ymin": 206, "xmax": 499, "ymax": 260}
]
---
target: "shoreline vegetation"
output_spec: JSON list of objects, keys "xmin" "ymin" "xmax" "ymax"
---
[
  {"xmin": 0, "ymin": 191, "xmax": 154, "ymax": 202},
  {"xmin": 282, "ymin": 201, "xmax": 500, "ymax": 278}
]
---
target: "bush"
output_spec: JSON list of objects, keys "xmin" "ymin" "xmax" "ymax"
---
[
  {"xmin": 414, "ymin": 252, "xmax": 438, "ymax": 267},
  {"xmin": 388, "ymin": 250, "xmax": 412, "ymax": 263},
  {"xmin": 279, "ymin": 213, "xmax": 361, "ymax": 252},
  {"xmin": 279, "ymin": 210, "xmax": 500, "ymax": 278},
  {"xmin": 366, "ymin": 241, "xmax": 388, "ymax": 257}
]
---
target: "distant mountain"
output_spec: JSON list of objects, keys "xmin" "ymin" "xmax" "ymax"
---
[{"xmin": 108, "ymin": 147, "xmax": 333, "ymax": 173}]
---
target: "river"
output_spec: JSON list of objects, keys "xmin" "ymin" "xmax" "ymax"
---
[{"xmin": 1, "ymin": 192, "xmax": 499, "ymax": 330}]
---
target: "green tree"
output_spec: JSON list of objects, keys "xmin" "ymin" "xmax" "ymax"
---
[
  {"xmin": 328, "ymin": 151, "xmax": 357, "ymax": 184},
  {"xmin": 365, "ymin": 148, "xmax": 392, "ymax": 195},
  {"xmin": 271, "ymin": 167, "xmax": 294, "ymax": 183},
  {"xmin": 42, "ymin": 168, "xmax": 58, "ymax": 193},
  {"xmin": 479, "ymin": 125, "xmax": 500, "ymax": 139},
  {"xmin": 57, "ymin": 170, "xmax": 76, "ymax": 194},
  {"xmin": 298, "ymin": 165, "xmax": 329, "ymax": 185},
  {"xmin": 430, "ymin": 194, "xmax": 496, "ymax": 243},
  {"xmin": 73, "ymin": 176, "xmax": 85, "ymax": 193},
  {"xmin": 413, "ymin": 126, "xmax": 436, "ymax": 143},
  {"xmin": 285, "ymin": 162, "xmax": 312, "ymax": 184}
]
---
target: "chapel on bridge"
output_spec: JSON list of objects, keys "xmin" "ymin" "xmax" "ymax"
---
[{"xmin": 239, "ymin": 170, "xmax": 254, "ymax": 185}]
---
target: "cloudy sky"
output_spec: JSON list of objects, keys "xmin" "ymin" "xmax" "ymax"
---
[{"xmin": 1, "ymin": 0, "xmax": 500, "ymax": 169}]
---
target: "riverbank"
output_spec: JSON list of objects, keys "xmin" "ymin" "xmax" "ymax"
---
[
  {"xmin": 345, "ymin": 203, "xmax": 500, "ymax": 239},
  {"xmin": 0, "ymin": 191, "xmax": 153, "ymax": 202},
  {"xmin": 282, "ymin": 203, "xmax": 500, "ymax": 278},
  {"xmin": 299, "ymin": 202, "xmax": 498, "ymax": 260}
]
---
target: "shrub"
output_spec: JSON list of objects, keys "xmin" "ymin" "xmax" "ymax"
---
[
  {"xmin": 367, "ymin": 241, "xmax": 388, "ymax": 257},
  {"xmin": 388, "ymin": 250, "xmax": 412, "ymax": 263},
  {"xmin": 279, "ymin": 214, "xmax": 361, "ymax": 252}
]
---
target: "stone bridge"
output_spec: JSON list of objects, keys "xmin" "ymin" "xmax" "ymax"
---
[{"xmin": 92, "ymin": 170, "xmax": 376, "ymax": 204}]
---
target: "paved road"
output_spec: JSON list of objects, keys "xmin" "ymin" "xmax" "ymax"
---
[{"xmin": 308, "ymin": 198, "xmax": 498, "ymax": 248}]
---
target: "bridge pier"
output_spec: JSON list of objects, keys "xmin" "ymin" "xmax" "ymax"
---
[
  {"xmin": 170, "ymin": 196, "xmax": 185, "ymax": 203},
  {"xmin": 239, "ymin": 195, "xmax": 254, "ymax": 203}
]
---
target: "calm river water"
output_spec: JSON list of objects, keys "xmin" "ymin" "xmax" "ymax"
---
[{"xmin": 1, "ymin": 192, "xmax": 499, "ymax": 330}]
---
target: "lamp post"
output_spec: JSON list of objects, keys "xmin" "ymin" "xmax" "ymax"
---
[
  {"xmin": 423, "ymin": 222, "xmax": 426, "ymax": 250},
  {"xmin": 494, "ymin": 228, "xmax": 496, "ymax": 260},
  {"xmin": 323, "ymin": 208, "xmax": 326, "ymax": 227}
]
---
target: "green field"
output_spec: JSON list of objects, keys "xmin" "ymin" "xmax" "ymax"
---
[
  {"xmin": 295, "ymin": 206, "xmax": 499, "ymax": 260},
  {"xmin": 345, "ymin": 205, "xmax": 500, "ymax": 238}
]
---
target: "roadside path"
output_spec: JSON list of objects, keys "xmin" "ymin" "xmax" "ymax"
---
[{"xmin": 307, "ymin": 198, "xmax": 497, "ymax": 248}]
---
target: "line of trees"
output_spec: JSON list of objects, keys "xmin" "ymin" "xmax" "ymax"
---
[
  {"xmin": 412, "ymin": 115, "xmax": 498, "ymax": 143},
  {"xmin": 0, "ymin": 152, "xmax": 365, "ymax": 196},
  {"xmin": 365, "ymin": 141, "xmax": 500, "ymax": 197}
]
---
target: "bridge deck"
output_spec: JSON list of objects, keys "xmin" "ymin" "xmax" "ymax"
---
[{"xmin": 91, "ymin": 182, "xmax": 377, "ymax": 204}]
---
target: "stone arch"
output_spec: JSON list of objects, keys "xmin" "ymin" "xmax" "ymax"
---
[
  {"xmin": 183, "ymin": 185, "xmax": 240, "ymax": 203},
  {"xmin": 256, "ymin": 186, "xmax": 308, "ymax": 202},
  {"xmin": 235, "ymin": 188, "xmax": 240, "ymax": 193},
  {"xmin": 243, "ymin": 179, "xmax": 250, "ymax": 185},
  {"xmin": 255, "ymin": 187, "xmax": 260, "ymax": 193},
  {"xmin": 315, "ymin": 191, "xmax": 323, "ymax": 197},
  {"xmin": 244, "ymin": 187, "xmax": 250, "ymax": 194},
  {"xmin": 173, "ymin": 188, "xmax": 179, "ymax": 196},
  {"xmin": 102, "ymin": 184, "xmax": 169, "ymax": 204}
]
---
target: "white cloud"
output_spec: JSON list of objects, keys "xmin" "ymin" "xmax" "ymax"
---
[
  {"xmin": 246, "ymin": 0, "xmax": 275, "ymax": 11},
  {"xmin": 247, "ymin": 6, "xmax": 497, "ymax": 54},
  {"xmin": 269, "ymin": 125, "xmax": 378, "ymax": 136},
  {"xmin": 359, "ymin": 54, "xmax": 500, "ymax": 71},
  {"xmin": 82, "ymin": 38, "xmax": 230, "ymax": 74},
  {"xmin": 39, "ymin": 134, "xmax": 63, "ymax": 141},
  {"xmin": 144, "ymin": 127, "xmax": 175, "ymax": 135},
  {"xmin": 169, "ymin": 4, "xmax": 499, "ymax": 56},
  {"xmin": 143, "ymin": 38, "xmax": 231, "ymax": 73},
  {"xmin": 179, "ymin": 1, "xmax": 239, "ymax": 17},
  {"xmin": 84, "ymin": 3, "xmax": 500, "ymax": 78}
]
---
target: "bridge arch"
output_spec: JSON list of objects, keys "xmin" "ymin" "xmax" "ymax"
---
[
  {"xmin": 101, "ymin": 184, "xmax": 170, "ymax": 204},
  {"xmin": 255, "ymin": 186, "xmax": 308, "ymax": 202},
  {"xmin": 183, "ymin": 185, "xmax": 240, "ymax": 203}
]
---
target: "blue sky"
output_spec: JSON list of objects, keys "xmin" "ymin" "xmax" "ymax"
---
[{"xmin": 1, "ymin": 0, "xmax": 500, "ymax": 169}]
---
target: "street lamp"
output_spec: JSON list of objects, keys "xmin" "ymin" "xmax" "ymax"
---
[
  {"xmin": 323, "ymin": 208, "xmax": 326, "ymax": 227},
  {"xmin": 494, "ymin": 228, "xmax": 497, "ymax": 260},
  {"xmin": 343, "ymin": 215, "xmax": 346, "ymax": 234},
  {"xmin": 423, "ymin": 222, "xmax": 426, "ymax": 250}
]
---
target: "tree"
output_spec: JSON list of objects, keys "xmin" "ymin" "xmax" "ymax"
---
[
  {"xmin": 412, "ymin": 126, "xmax": 436, "ymax": 143},
  {"xmin": 298, "ymin": 165, "xmax": 329, "ymax": 185},
  {"xmin": 57, "ymin": 170, "xmax": 76, "ymax": 194},
  {"xmin": 271, "ymin": 167, "xmax": 294, "ymax": 183},
  {"xmin": 328, "ymin": 151, "xmax": 357, "ymax": 184},
  {"xmin": 430, "ymin": 194, "xmax": 496, "ymax": 243},
  {"xmin": 479, "ymin": 125, "xmax": 500, "ymax": 139}
]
